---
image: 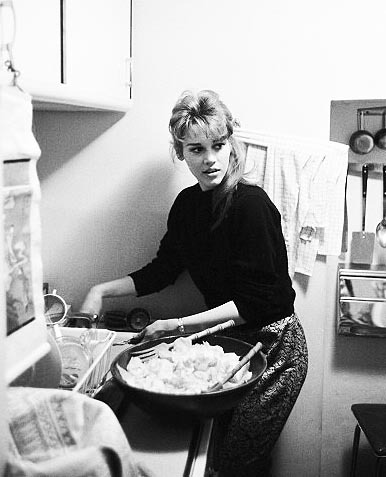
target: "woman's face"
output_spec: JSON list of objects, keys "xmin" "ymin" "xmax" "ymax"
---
[{"xmin": 181, "ymin": 130, "xmax": 231, "ymax": 191}]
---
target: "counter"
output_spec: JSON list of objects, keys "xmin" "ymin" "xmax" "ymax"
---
[{"xmin": 95, "ymin": 331, "xmax": 214, "ymax": 477}]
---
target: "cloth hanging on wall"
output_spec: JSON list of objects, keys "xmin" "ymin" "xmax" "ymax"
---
[
  {"xmin": 0, "ymin": 70, "xmax": 50, "ymax": 382},
  {"xmin": 236, "ymin": 128, "xmax": 349, "ymax": 278},
  {"xmin": 0, "ymin": 71, "xmax": 41, "ymax": 161}
]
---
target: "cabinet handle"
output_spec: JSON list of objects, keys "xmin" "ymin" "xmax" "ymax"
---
[{"xmin": 125, "ymin": 57, "xmax": 132, "ymax": 88}]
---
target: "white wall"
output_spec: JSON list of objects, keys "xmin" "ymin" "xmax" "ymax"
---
[{"xmin": 33, "ymin": 1, "xmax": 386, "ymax": 476}]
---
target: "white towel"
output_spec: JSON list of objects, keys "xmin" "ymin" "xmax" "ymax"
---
[
  {"xmin": 236, "ymin": 128, "xmax": 348, "ymax": 277},
  {"xmin": 6, "ymin": 387, "xmax": 155, "ymax": 477},
  {"xmin": 0, "ymin": 72, "xmax": 41, "ymax": 161}
]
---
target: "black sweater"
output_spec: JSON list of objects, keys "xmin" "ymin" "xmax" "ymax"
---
[{"xmin": 130, "ymin": 182, "xmax": 295, "ymax": 329}]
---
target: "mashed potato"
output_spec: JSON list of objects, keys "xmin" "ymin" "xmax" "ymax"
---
[{"xmin": 117, "ymin": 337, "xmax": 252, "ymax": 394}]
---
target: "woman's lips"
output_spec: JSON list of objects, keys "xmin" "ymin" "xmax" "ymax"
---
[{"xmin": 203, "ymin": 168, "xmax": 219, "ymax": 175}]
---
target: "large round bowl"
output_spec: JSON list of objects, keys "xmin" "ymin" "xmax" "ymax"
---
[{"xmin": 110, "ymin": 335, "xmax": 267, "ymax": 418}]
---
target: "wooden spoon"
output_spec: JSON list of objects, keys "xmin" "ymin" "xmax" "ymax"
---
[{"xmin": 206, "ymin": 341, "xmax": 263, "ymax": 392}]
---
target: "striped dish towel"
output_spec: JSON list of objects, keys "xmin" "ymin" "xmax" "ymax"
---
[{"xmin": 237, "ymin": 129, "xmax": 348, "ymax": 277}]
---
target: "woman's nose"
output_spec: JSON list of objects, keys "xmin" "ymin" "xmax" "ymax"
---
[{"xmin": 203, "ymin": 150, "xmax": 216, "ymax": 164}]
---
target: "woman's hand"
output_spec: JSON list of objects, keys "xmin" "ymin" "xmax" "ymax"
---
[
  {"xmin": 79, "ymin": 286, "xmax": 103, "ymax": 316},
  {"xmin": 79, "ymin": 277, "xmax": 137, "ymax": 316},
  {"xmin": 130, "ymin": 319, "xmax": 178, "ymax": 344}
]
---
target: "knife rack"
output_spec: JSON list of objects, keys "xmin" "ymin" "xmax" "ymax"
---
[{"xmin": 338, "ymin": 263, "xmax": 386, "ymax": 337}]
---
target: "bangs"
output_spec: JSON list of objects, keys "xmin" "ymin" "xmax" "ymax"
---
[{"xmin": 176, "ymin": 116, "xmax": 229, "ymax": 143}]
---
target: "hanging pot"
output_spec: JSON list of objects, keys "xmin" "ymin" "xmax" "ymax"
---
[
  {"xmin": 375, "ymin": 111, "xmax": 386, "ymax": 150},
  {"xmin": 349, "ymin": 110, "xmax": 375, "ymax": 155}
]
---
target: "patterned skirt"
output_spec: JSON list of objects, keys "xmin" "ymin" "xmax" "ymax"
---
[{"xmin": 210, "ymin": 313, "xmax": 308, "ymax": 477}]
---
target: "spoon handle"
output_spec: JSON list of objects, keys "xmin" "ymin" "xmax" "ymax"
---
[
  {"xmin": 362, "ymin": 164, "xmax": 368, "ymax": 233},
  {"xmin": 207, "ymin": 341, "xmax": 263, "ymax": 392},
  {"xmin": 383, "ymin": 165, "xmax": 386, "ymax": 219}
]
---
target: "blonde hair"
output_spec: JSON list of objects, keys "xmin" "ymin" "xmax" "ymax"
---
[{"xmin": 169, "ymin": 90, "xmax": 246, "ymax": 228}]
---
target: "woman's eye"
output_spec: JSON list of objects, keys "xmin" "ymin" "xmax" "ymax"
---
[
  {"xmin": 189, "ymin": 147, "xmax": 202, "ymax": 154},
  {"xmin": 213, "ymin": 143, "xmax": 225, "ymax": 151}
]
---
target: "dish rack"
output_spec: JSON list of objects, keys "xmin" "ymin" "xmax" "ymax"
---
[
  {"xmin": 337, "ymin": 263, "xmax": 386, "ymax": 337},
  {"xmin": 58, "ymin": 327, "xmax": 116, "ymax": 397}
]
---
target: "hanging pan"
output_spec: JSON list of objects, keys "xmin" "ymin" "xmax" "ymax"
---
[
  {"xmin": 375, "ymin": 111, "xmax": 386, "ymax": 150},
  {"xmin": 349, "ymin": 110, "xmax": 375, "ymax": 155}
]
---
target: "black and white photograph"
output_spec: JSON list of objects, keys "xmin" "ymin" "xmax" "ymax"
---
[{"xmin": 1, "ymin": 1, "xmax": 386, "ymax": 477}]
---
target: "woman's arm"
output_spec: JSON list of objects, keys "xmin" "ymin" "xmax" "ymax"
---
[
  {"xmin": 178, "ymin": 301, "xmax": 247, "ymax": 333},
  {"xmin": 80, "ymin": 276, "xmax": 137, "ymax": 315},
  {"xmin": 133, "ymin": 301, "xmax": 247, "ymax": 342},
  {"xmin": 80, "ymin": 198, "xmax": 184, "ymax": 318}
]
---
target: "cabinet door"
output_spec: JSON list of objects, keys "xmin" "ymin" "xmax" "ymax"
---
[
  {"xmin": 65, "ymin": 0, "xmax": 131, "ymax": 103},
  {"xmin": 12, "ymin": 0, "xmax": 61, "ymax": 85}
]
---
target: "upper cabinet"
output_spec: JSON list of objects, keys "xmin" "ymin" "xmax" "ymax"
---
[
  {"xmin": 12, "ymin": 0, "xmax": 62, "ymax": 86},
  {"xmin": 11, "ymin": 0, "xmax": 132, "ymax": 111}
]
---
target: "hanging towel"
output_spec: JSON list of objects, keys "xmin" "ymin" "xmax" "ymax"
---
[
  {"xmin": 0, "ymin": 70, "xmax": 52, "ymax": 382},
  {"xmin": 0, "ymin": 71, "xmax": 41, "ymax": 161},
  {"xmin": 237, "ymin": 128, "xmax": 349, "ymax": 278}
]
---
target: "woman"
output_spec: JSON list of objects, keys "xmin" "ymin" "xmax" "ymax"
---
[{"xmin": 81, "ymin": 90, "xmax": 308, "ymax": 477}]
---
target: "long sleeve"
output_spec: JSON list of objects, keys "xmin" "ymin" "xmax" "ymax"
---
[
  {"xmin": 129, "ymin": 199, "xmax": 185, "ymax": 296},
  {"xmin": 129, "ymin": 183, "xmax": 294, "ymax": 328},
  {"xmin": 225, "ymin": 186, "xmax": 294, "ymax": 326}
]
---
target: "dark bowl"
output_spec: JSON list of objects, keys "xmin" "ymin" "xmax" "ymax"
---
[{"xmin": 110, "ymin": 335, "xmax": 267, "ymax": 418}]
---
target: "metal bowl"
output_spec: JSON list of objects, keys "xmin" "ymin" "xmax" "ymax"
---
[{"xmin": 110, "ymin": 335, "xmax": 267, "ymax": 418}]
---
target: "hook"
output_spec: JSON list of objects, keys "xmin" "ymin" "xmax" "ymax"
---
[{"xmin": 0, "ymin": 0, "xmax": 21, "ymax": 88}]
